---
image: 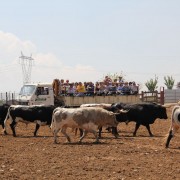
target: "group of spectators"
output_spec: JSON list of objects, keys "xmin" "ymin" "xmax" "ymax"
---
[{"xmin": 54, "ymin": 76, "xmax": 139, "ymax": 97}]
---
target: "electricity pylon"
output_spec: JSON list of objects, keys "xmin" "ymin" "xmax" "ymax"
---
[{"xmin": 19, "ymin": 52, "xmax": 34, "ymax": 84}]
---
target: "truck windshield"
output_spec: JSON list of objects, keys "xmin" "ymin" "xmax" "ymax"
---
[{"xmin": 19, "ymin": 85, "xmax": 36, "ymax": 96}]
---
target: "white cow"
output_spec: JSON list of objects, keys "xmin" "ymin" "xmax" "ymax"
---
[
  {"xmin": 80, "ymin": 103, "xmax": 123, "ymax": 138},
  {"xmin": 165, "ymin": 105, "xmax": 180, "ymax": 148},
  {"xmin": 51, "ymin": 107, "xmax": 127, "ymax": 144}
]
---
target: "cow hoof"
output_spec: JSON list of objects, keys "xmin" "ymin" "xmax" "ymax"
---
[
  {"xmin": 67, "ymin": 137, "xmax": 71, "ymax": 143},
  {"xmin": 3, "ymin": 131, "xmax": 8, "ymax": 135},
  {"xmin": 93, "ymin": 141, "xmax": 100, "ymax": 144},
  {"xmin": 114, "ymin": 134, "xmax": 119, "ymax": 138}
]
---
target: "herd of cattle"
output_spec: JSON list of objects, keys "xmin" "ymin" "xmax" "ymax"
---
[{"xmin": 0, "ymin": 102, "xmax": 179, "ymax": 148}]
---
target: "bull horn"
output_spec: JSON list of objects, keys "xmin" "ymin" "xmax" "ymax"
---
[
  {"xmin": 162, "ymin": 103, "xmax": 177, "ymax": 108},
  {"xmin": 119, "ymin": 109, "xmax": 129, "ymax": 113}
]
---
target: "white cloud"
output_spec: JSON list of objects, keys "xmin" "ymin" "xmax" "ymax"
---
[
  {"xmin": 0, "ymin": 31, "xmax": 36, "ymax": 63},
  {"xmin": 34, "ymin": 53, "xmax": 62, "ymax": 67},
  {"xmin": 0, "ymin": 31, "xmax": 100, "ymax": 92},
  {"xmin": 32, "ymin": 56, "xmax": 101, "ymax": 84}
]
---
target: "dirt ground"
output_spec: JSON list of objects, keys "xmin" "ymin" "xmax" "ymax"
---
[{"xmin": 0, "ymin": 107, "xmax": 179, "ymax": 180}]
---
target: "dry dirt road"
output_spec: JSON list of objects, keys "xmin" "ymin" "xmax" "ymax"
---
[{"xmin": 0, "ymin": 107, "xmax": 179, "ymax": 180}]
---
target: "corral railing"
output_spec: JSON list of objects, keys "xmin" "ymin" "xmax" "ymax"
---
[
  {"xmin": 0, "ymin": 92, "xmax": 18, "ymax": 105},
  {"xmin": 0, "ymin": 88, "xmax": 165, "ymax": 106},
  {"xmin": 140, "ymin": 87, "xmax": 164, "ymax": 105}
]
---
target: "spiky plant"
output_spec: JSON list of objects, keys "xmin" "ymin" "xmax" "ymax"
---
[
  {"xmin": 102, "ymin": 72, "xmax": 125, "ymax": 82},
  {"xmin": 164, "ymin": 76, "xmax": 175, "ymax": 89},
  {"xmin": 145, "ymin": 76, "xmax": 158, "ymax": 92}
]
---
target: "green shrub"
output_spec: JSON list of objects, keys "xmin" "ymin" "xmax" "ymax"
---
[
  {"xmin": 145, "ymin": 76, "xmax": 158, "ymax": 92},
  {"xmin": 164, "ymin": 76, "xmax": 175, "ymax": 89}
]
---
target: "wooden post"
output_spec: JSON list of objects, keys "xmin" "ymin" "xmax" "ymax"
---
[
  {"xmin": 155, "ymin": 90, "xmax": 158, "ymax": 102},
  {"xmin": 6, "ymin": 92, "xmax": 8, "ymax": 104},
  {"xmin": 141, "ymin": 91, "xmax": 144, "ymax": 102},
  {"xmin": 160, "ymin": 87, "xmax": 164, "ymax": 105},
  {"xmin": 12, "ymin": 93, "xmax": 14, "ymax": 105}
]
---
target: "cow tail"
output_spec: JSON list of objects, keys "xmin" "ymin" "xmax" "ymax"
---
[
  {"xmin": 50, "ymin": 113, "xmax": 55, "ymax": 131},
  {"xmin": 164, "ymin": 106, "xmax": 178, "ymax": 147},
  {"xmin": 3, "ymin": 106, "xmax": 10, "ymax": 134},
  {"xmin": 169, "ymin": 106, "xmax": 178, "ymax": 131}
]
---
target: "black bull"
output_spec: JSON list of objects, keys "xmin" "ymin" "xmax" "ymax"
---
[
  {"xmin": 4, "ymin": 105, "xmax": 56, "ymax": 137},
  {"xmin": 111, "ymin": 102, "xmax": 168, "ymax": 136},
  {"xmin": 0, "ymin": 104, "xmax": 10, "ymax": 133}
]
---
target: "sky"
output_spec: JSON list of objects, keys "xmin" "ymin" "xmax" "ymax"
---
[{"xmin": 0, "ymin": 0, "xmax": 180, "ymax": 92}]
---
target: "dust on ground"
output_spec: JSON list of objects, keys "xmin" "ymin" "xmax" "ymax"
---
[{"xmin": 0, "ymin": 107, "xmax": 179, "ymax": 180}]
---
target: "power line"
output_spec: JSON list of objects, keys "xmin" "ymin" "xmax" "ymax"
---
[{"xmin": 1, "ymin": 62, "xmax": 180, "ymax": 77}]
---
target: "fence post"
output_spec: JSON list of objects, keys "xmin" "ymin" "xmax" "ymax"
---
[
  {"xmin": 160, "ymin": 87, "xmax": 164, "ymax": 105},
  {"xmin": 141, "ymin": 91, "xmax": 144, "ymax": 102},
  {"xmin": 155, "ymin": 90, "xmax": 158, "ymax": 102},
  {"xmin": 12, "ymin": 93, "xmax": 14, "ymax": 105},
  {"xmin": 6, "ymin": 92, "xmax": 8, "ymax": 104}
]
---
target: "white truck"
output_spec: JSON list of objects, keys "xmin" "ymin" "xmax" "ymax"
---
[
  {"xmin": 16, "ymin": 82, "xmax": 142, "ymax": 107},
  {"xmin": 16, "ymin": 83, "xmax": 62, "ymax": 106}
]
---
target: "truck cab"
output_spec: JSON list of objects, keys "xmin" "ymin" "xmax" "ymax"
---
[{"xmin": 16, "ymin": 83, "xmax": 55, "ymax": 105}]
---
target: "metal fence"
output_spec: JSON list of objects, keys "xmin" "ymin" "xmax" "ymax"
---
[
  {"xmin": 164, "ymin": 89, "xmax": 180, "ymax": 103},
  {"xmin": 0, "ymin": 92, "xmax": 18, "ymax": 105}
]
